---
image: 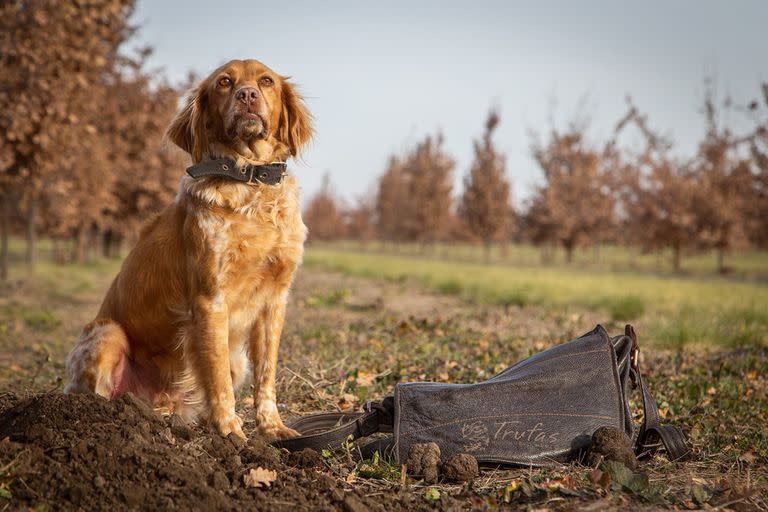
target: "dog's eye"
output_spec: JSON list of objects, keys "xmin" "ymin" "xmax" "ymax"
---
[
  {"xmin": 259, "ymin": 76, "xmax": 274, "ymax": 87},
  {"xmin": 218, "ymin": 77, "xmax": 232, "ymax": 88}
]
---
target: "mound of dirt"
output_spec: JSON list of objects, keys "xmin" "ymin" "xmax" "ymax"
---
[{"xmin": 0, "ymin": 392, "xmax": 418, "ymax": 511}]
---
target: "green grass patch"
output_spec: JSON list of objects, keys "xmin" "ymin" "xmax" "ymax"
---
[
  {"xmin": 355, "ymin": 451, "xmax": 401, "ymax": 481},
  {"xmin": 322, "ymin": 241, "xmax": 768, "ymax": 279},
  {"xmin": 304, "ymin": 288, "xmax": 349, "ymax": 308},
  {"xmin": 304, "ymin": 248, "xmax": 768, "ymax": 347},
  {"xmin": 434, "ymin": 278, "xmax": 463, "ymax": 296},
  {"xmin": 651, "ymin": 304, "xmax": 768, "ymax": 348},
  {"xmin": 0, "ymin": 302, "xmax": 60, "ymax": 332},
  {"xmin": 605, "ymin": 295, "xmax": 646, "ymax": 322}
]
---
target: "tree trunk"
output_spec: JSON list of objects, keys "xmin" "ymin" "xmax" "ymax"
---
[
  {"xmin": 88, "ymin": 226, "xmax": 99, "ymax": 261},
  {"xmin": 540, "ymin": 244, "xmax": 552, "ymax": 265},
  {"xmin": 25, "ymin": 196, "xmax": 38, "ymax": 268},
  {"xmin": 53, "ymin": 237, "xmax": 67, "ymax": 264},
  {"xmin": 564, "ymin": 242, "xmax": 574, "ymax": 264},
  {"xmin": 73, "ymin": 225, "xmax": 88, "ymax": 263},
  {"xmin": 672, "ymin": 244, "xmax": 681, "ymax": 272},
  {"xmin": 483, "ymin": 240, "xmax": 491, "ymax": 263},
  {"xmin": 113, "ymin": 234, "xmax": 123, "ymax": 259},
  {"xmin": 102, "ymin": 229, "xmax": 113, "ymax": 258},
  {"xmin": 717, "ymin": 247, "xmax": 725, "ymax": 274},
  {"xmin": 0, "ymin": 193, "xmax": 9, "ymax": 280}
]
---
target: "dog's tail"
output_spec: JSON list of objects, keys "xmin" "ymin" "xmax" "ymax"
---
[{"xmin": 65, "ymin": 320, "xmax": 131, "ymax": 398}]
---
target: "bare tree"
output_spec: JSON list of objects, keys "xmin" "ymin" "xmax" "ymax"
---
[
  {"xmin": 375, "ymin": 156, "xmax": 407, "ymax": 245},
  {"xmin": 0, "ymin": 0, "xmax": 136, "ymax": 272},
  {"xmin": 616, "ymin": 100, "xmax": 698, "ymax": 272},
  {"xmin": 304, "ymin": 174, "xmax": 346, "ymax": 242},
  {"xmin": 100, "ymin": 68, "xmax": 184, "ymax": 255},
  {"xmin": 745, "ymin": 83, "xmax": 768, "ymax": 248},
  {"xmin": 402, "ymin": 134, "xmax": 455, "ymax": 247},
  {"xmin": 459, "ymin": 109, "xmax": 512, "ymax": 261},
  {"xmin": 527, "ymin": 123, "xmax": 615, "ymax": 263},
  {"xmin": 345, "ymin": 196, "xmax": 376, "ymax": 247},
  {"xmin": 693, "ymin": 86, "xmax": 754, "ymax": 272}
]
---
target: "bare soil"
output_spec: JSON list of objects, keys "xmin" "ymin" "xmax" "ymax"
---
[{"xmin": 0, "ymin": 392, "xmax": 429, "ymax": 512}]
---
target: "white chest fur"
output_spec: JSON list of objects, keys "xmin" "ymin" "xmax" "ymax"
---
[{"xmin": 184, "ymin": 177, "xmax": 307, "ymax": 392}]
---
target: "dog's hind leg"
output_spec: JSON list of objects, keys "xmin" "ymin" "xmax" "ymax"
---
[{"xmin": 65, "ymin": 320, "xmax": 130, "ymax": 398}]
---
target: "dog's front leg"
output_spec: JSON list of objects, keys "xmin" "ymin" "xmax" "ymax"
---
[
  {"xmin": 189, "ymin": 295, "xmax": 244, "ymax": 438},
  {"xmin": 249, "ymin": 299, "xmax": 298, "ymax": 440}
]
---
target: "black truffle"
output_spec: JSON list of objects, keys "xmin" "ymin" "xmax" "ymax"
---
[
  {"xmin": 587, "ymin": 426, "xmax": 637, "ymax": 470},
  {"xmin": 406, "ymin": 442, "xmax": 441, "ymax": 483},
  {"xmin": 442, "ymin": 453, "xmax": 479, "ymax": 483}
]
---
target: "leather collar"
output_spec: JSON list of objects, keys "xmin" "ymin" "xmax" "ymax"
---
[{"xmin": 186, "ymin": 158, "xmax": 287, "ymax": 185}]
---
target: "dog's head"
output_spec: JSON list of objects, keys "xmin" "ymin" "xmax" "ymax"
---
[{"xmin": 166, "ymin": 59, "xmax": 313, "ymax": 164}]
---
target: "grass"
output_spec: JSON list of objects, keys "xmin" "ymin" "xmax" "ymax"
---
[
  {"xmin": 325, "ymin": 240, "xmax": 768, "ymax": 279},
  {"xmin": 276, "ymin": 269, "xmax": 768, "ymax": 509},
  {"xmin": 0, "ymin": 240, "xmax": 123, "ymax": 389},
  {"xmin": 304, "ymin": 247, "xmax": 768, "ymax": 347},
  {"xmin": 304, "ymin": 288, "xmax": 350, "ymax": 308}
]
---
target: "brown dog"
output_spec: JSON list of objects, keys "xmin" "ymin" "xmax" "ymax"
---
[{"xmin": 65, "ymin": 59, "xmax": 312, "ymax": 440}]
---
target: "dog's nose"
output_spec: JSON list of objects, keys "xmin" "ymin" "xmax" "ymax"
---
[{"xmin": 236, "ymin": 87, "xmax": 259, "ymax": 104}]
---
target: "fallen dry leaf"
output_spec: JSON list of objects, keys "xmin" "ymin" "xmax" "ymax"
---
[
  {"xmin": 9, "ymin": 363, "xmax": 28, "ymax": 374},
  {"xmin": 587, "ymin": 468, "xmax": 610, "ymax": 489},
  {"xmin": 739, "ymin": 451, "xmax": 756, "ymax": 464},
  {"xmin": 355, "ymin": 371, "xmax": 376, "ymax": 387},
  {"xmin": 337, "ymin": 393, "xmax": 358, "ymax": 410},
  {"xmin": 243, "ymin": 467, "xmax": 277, "ymax": 489}
]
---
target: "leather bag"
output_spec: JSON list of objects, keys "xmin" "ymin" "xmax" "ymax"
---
[{"xmin": 274, "ymin": 325, "xmax": 690, "ymax": 466}]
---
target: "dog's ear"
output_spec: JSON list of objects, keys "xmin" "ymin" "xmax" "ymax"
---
[
  {"xmin": 165, "ymin": 84, "xmax": 209, "ymax": 163},
  {"xmin": 278, "ymin": 78, "xmax": 313, "ymax": 157}
]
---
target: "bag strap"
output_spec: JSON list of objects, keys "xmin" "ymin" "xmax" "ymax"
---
[
  {"xmin": 272, "ymin": 397, "xmax": 394, "ymax": 453},
  {"xmin": 625, "ymin": 324, "xmax": 691, "ymax": 461}
]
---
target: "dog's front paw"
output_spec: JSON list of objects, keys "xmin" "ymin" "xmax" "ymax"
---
[
  {"xmin": 213, "ymin": 412, "xmax": 245, "ymax": 439},
  {"xmin": 258, "ymin": 422, "xmax": 299, "ymax": 440},
  {"xmin": 255, "ymin": 400, "xmax": 297, "ymax": 440}
]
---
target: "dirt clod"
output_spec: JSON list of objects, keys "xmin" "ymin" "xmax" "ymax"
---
[
  {"xmin": 442, "ymin": 453, "xmax": 479, "ymax": 482},
  {"xmin": 169, "ymin": 413, "xmax": 194, "ymax": 440},
  {"xmin": 227, "ymin": 431, "xmax": 246, "ymax": 450},
  {"xmin": 286, "ymin": 447, "xmax": 325, "ymax": 469},
  {"xmin": 210, "ymin": 470, "xmax": 230, "ymax": 491},
  {"xmin": 587, "ymin": 426, "xmax": 637, "ymax": 470},
  {"xmin": 406, "ymin": 442, "xmax": 441, "ymax": 483},
  {"xmin": 343, "ymin": 494, "xmax": 370, "ymax": 512},
  {"xmin": 92, "ymin": 475, "xmax": 106, "ymax": 489}
]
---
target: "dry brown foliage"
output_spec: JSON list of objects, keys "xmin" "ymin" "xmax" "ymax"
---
[
  {"xmin": 458, "ymin": 109, "xmax": 513, "ymax": 259},
  {"xmin": 374, "ymin": 135, "xmax": 455, "ymax": 247},
  {"xmin": 525, "ymin": 124, "xmax": 616, "ymax": 263},
  {"xmin": 344, "ymin": 196, "xmax": 376, "ymax": 245},
  {"xmin": 0, "ymin": 0, "xmax": 183, "ymax": 273},
  {"xmin": 304, "ymin": 174, "xmax": 347, "ymax": 241}
]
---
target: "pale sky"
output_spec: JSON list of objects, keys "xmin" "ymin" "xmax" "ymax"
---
[{"xmin": 132, "ymin": 1, "xmax": 767, "ymax": 206}]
